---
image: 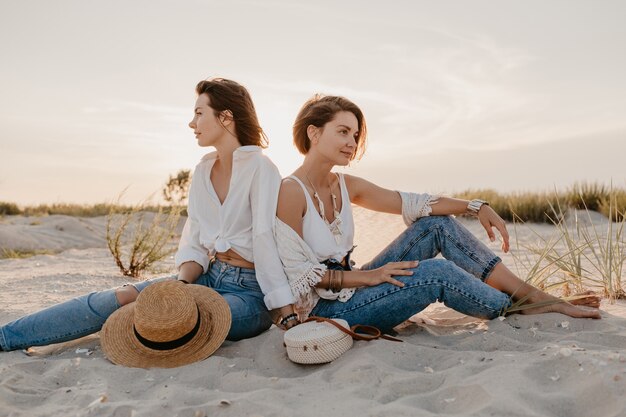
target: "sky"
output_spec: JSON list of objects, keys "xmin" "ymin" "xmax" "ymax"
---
[{"xmin": 1, "ymin": 0, "xmax": 625, "ymax": 205}]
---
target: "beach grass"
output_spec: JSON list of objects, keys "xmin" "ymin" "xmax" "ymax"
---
[
  {"xmin": 598, "ymin": 188, "xmax": 626, "ymax": 222},
  {"xmin": 454, "ymin": 182, "xmax": 626, "ymax": 223},
  {"xmin": 0, "ymin": 202, "xmax": 21, "ymax": 216},
  {"xmin": 565, "ymin": 181, "xmax": 609, "ymax": 212},
  {"xmin": 1, "ymin": 248, "xmax": 57, "ymax": 259},
  {"xmin": 508, "ymin": 196, "xmax": 626, "ymax": 305},
  {"xmin": 0, "ymin": 202, "xmax": 187, "ymax": 218}
]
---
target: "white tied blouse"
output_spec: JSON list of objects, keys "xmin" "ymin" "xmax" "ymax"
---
[{"xmin": 174, "ymin": 146, "xmax": 295, "ymax": 310}]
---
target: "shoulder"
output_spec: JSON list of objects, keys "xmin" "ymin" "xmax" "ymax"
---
[
  {"xmin": 192, "ymin": 152, "xmax": 217, "ymax": 174},
  {"xmin": 342, "ymin": 173, "xmax": 365, "ymax": 196},
  {"xmin": 279, "ymin": 177, "xmax": 305, "ymax": 200},
  {"xmin": 278, "ymin": 177, "xmax": 306, "ymax": 211},
  {"xmin": 277, "ymin": 177, "xmax": 307, "ymax": 227},
  {"xmin": 342, "ymin": 173, "xmax": 359, "ymax": 186},
  {"xmin": 257, "ymin": 153, "xmax": 280, "ymax": 173},
  {"xmin": 240, "ymin": 149, "xmax": 281, "ymax": 176}
]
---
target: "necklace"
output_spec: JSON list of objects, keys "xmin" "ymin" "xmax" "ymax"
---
[{"xmin": 304, "ymin": 171, "xmax": 343, "ymax": 243}]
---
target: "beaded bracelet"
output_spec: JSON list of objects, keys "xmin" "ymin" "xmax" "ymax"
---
[{"xmin": 280, "ymin": 313, "xmax": 299, "ymax": 327}]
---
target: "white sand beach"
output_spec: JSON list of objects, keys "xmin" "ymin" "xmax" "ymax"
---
[{"xmin": 1, "ymin": 209, "xmax": 625, "ymax": 417}]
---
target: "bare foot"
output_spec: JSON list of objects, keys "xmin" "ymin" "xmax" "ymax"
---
[
  {"xmin": 569, "ymin": 291, "xmax": 601, "ymax": 309},
  {"xmin": 518, "ymin": 291, "xmax": 602, "ymax": 319}
]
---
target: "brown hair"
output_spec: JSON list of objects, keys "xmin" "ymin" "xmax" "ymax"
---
[
  {"xmin": 195, "ymin": 78, "xmax": 268, "ymax": 148},
  {"xmin": 293, "ymin": 95, "xmax": 367, "ymax": 160}
]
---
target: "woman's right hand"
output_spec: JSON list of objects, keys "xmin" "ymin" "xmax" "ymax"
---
[{"xmin": 363, "ymin": 261, "xmax": 418, "ymax": 288}]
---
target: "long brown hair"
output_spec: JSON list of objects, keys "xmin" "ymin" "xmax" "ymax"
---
[
  {"xmin": 195, "ymin": 78, "xmax": 268, "ymax": 148},
  {"xmin": 292, "ymin": 94, "xmax": 367, "ymax": 160}
]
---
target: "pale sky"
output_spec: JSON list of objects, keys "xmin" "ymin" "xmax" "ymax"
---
[{"xmin": 1, "ymin": 0, "xmax": 625, "ymax": 205}]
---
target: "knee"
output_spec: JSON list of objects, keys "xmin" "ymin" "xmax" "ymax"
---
[
  {"xmin": 115, "ymin": 285, "xmax": 139, "ymax": 306},
  {"xmin": 429, "ymin": 215, "xmax": 456, "ymax": 228},
  {"xmin": 416, "ymin": 258, "xmax": 456, "ymax": 274},
  {"xmin": 398, "ymin": 259, "xmax": 455, "ymax": 287},
  {"xmin": 411, "ymin": 215, "xmax": 454, "ymax": 231}
]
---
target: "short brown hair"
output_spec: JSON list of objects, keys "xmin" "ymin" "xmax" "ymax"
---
[
  {"xmin": 195, "ymin": 78, "xmax": 268, "ymax": 148},
  {"xmin": 293, "ymin": 95, "xmax": 367, "ymax": 160}
]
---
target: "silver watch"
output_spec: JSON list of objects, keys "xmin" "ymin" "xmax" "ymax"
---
[{"xmin": 466, "ymin": 199, "xmax": 489, "ymax": 216}]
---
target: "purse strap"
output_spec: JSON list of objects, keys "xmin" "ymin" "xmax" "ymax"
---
[{"xmin": 304, "ymin": 316, "xmax": 403, "ymax": 342}]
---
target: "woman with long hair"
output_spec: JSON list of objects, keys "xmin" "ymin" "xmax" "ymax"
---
[
  {"xmin": 0, "ymin": 78, "xmax": 296, "ymax": 352},
  {"xmin": 275, "ymin": 94, "xmax": 600, "ymax": 332}
]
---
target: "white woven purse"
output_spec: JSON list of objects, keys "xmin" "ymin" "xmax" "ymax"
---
[
  {"xmin": 283, "ymin": 317, "xmax": 403, "ymax": 364},
  {"xmin": 284, "ymin": 318, "xmax": 353, "ymax": 364}
]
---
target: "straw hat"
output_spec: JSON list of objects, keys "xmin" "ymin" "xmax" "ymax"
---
[{"xmin": 101, "ymin": 280, "xmax": 231, "ymax": 368}]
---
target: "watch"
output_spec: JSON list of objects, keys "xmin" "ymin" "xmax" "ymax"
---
[{"xmin": 466, "ymin": 199, "xmax": 489, "ymax": 216}]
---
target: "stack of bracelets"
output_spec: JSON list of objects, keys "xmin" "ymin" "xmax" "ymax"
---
[{"xmin": 327, "ymin": 269, "xmax": 344, "ymax": 293}]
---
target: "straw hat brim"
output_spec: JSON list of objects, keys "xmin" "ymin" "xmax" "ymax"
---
[{"xmin": 101, "ymin": 284, "xmax": 231, "ymax": 368}]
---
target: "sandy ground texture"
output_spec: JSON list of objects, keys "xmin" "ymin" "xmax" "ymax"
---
[{"xmin": 1, "ymin": 210, "xmax": 625, "ymax": 417}]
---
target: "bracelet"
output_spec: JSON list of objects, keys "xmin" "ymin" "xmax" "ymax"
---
[
  {"xmin": 466, "ymin": 199, "xmax": 489, "ymax": 216},
  {"xmin": 280, "ymin": 313, "xmax": 299, "ymax": 327},
  {"xmin": 330, "ymin": 269, "xmax": 343, "ymax": 293},
  {"xmin": 326, "ymin": 269, "xmax": 333, "ymax": 291}
]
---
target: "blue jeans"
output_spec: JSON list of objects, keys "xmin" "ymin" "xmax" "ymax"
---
[
  {"xmin": 311, "ymin": 216, "xmax": 511, "ymax": 332},
  {"xmin": 0, "ymin": 258, "xmax": 273, "ymax": 351}
]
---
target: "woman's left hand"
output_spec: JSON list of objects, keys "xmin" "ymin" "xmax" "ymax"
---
[{"xmin": 477, "ymin": 205, "xmax": 510, "ymax": 253}]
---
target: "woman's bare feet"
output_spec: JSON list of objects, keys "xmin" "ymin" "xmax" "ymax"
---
[
  {"xmin": 486, "ymin": 263, "xmax": 602, "ymax": 319},
  {"xmin": 568, "ymin": 290, "xmax": 601, "ymax": 308},
  {"xmin": 518, "ymin": 291, "xmax": 602, "ymax": 319}
]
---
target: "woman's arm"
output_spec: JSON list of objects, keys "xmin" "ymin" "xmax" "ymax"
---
[
  {"xmin": 344, "ymin": 174, "xmax": 403, "ymax": 214},
  {"xmin": 250, "ymin": 159, "xmax": 297, "ymax": 313},
  {"xmin": 346, "ymin": 174, "xmax": 464, "ymax": 215},
  {"xmin": 344, "ymin": 174, "xmax": 509, "ymax": 252},
  {"xmin": 178, "ymin": 261, "xmax": 204, "ymax": 283}
]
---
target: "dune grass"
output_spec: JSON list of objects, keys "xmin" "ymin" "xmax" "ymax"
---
[
  {"xmin": 1, "ymin": 248, "xmax": 57, "ymax": 259},
  {"xmin": 507, "ymin": 195, "xmax": 626, "ymax": 308},
  {"xmin": 598, "ymin": 188, "xmax": 626, "ymax": 222},
  {"xmin": 0, "ymin": 202, "xmax": 21, "ymax": 216},
  {"xmin": 454, "ymin": 182, "xmax": 626, "ymax": 223},
  {"xmin": 0, "ymin": 202, "xmax": 186, "ymax": 218}
]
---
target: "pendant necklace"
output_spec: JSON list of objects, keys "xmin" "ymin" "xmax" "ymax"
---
[{"xmin": 304, "ymin": 171, "xmax": 343, "ymax": 243}]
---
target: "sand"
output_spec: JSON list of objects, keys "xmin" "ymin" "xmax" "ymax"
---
[{"xmin": 1, "ymin": 210, "xmax": 625, "ymax": 417}]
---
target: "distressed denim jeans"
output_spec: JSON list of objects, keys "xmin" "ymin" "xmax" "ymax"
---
[
  {"xmin": 311, "ymin": 215, "xmax": 511, "ymax": 332},
  {"xmin": 0, "ymin": 258, "xmax": 273, "ymax": 351}
]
